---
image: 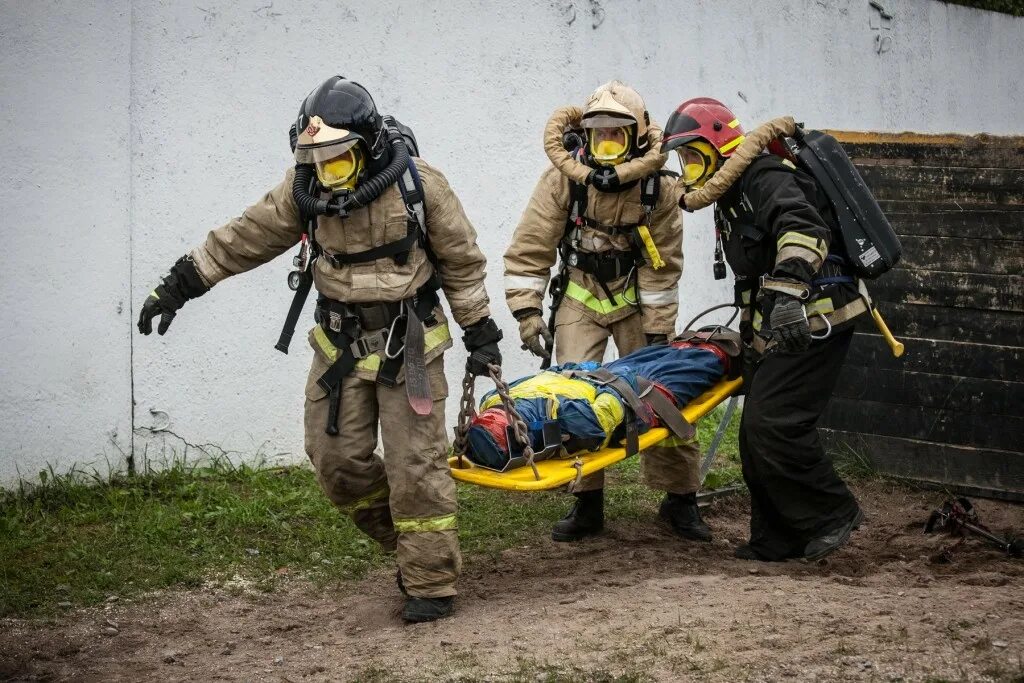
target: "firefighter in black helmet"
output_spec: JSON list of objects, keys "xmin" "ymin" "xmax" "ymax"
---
[{"xmin": 139, "ymin": 76, "xmax": 502, "ymax": 622}]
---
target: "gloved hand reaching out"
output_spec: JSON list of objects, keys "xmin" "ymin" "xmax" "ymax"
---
[{"xmin": 137, "ymin": 255, "xmax": 210, "ymax": 336}]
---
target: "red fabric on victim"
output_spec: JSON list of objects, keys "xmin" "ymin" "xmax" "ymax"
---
[{"xmin": 474, "ymin": 408, "xmax": 510, "ymax": 452}]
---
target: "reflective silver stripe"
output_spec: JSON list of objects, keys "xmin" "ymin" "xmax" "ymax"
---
[
  {"xmin": 639, "ymin": 287, "xmax": 678, "ymax": 306},
  {"xmin": 452, "ymin": 281, "xmax": 488, "ymax": 304},
  {"xmin": 505, "ymin": 275, "xmax": 549, "ymax": 295}
]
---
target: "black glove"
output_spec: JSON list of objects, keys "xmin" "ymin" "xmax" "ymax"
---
[
  {"xmin": 769, "ymin": 293, "xmax": 811, "ymax": 353},
  {"xmin": 645, "ymin": 333, "xmax": 669, "ymax": 345},
  {"xmin": 137, "ymin": 255, "xmax": 210, "ymax": 336},
  {"xmin": 588, "ymin": 167, "xmax": 621, "ymax": 193},
  {"xmin": 463, "ymin": 317, "xmax": 503, "ymax": 377},
  {"xmin": 562, "ymin": 128, "xmax": 585, "ymax": 153}
]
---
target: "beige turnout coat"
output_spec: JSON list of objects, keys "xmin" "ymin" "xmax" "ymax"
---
[
  {"xmin": 504, "ymin": 166, "xmax": 684, "ymax": 336},
  {"xmin": 189, "ymin": 159, "xmax": 491, "ymax": 383}
]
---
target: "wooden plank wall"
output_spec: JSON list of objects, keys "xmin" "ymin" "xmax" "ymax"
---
[{"xmin": 818, "ymin": 132, "xmax": 1024, "ymax": 501}]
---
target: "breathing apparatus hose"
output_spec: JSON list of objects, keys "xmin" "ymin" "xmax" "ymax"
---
[
  {"xmin": 683, "ymin": 303, "xmax": 740, "ymax": 332},
  {"xmin": 291, "ymin": 119, "xmax": 411, "ymax": 219}
]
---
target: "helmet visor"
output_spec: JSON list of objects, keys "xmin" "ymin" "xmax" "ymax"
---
[
  {"xmin": 315, "ymin": 145, "xmax": 364, "ymax": 191},
  {"xmin": 588, "ymin": 126, "xmax": 632, "ymax": 166},
  {"xmin": 295, "ymin": 135, "xmax": 363, "ymax": 165}
]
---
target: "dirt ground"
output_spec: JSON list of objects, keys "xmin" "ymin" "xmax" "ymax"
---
[{"xmin": 3, "ymin": 481, "xmax": 1023, "ymax": 683}]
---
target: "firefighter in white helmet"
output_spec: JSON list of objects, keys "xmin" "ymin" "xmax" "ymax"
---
[{"xmin": 504, "ymin": 81, "xmax": 710, "ymax": 543}]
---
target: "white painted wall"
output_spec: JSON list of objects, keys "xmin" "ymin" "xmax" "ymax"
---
[{"xmin": 2, "ymin": 0, "xmax": 1022, "ymax": 484}]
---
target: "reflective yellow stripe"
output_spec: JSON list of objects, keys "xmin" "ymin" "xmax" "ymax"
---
[
  {"xmin": 313, "ymin": 325, "xmax": 340, "ymax": 361},
  {"xmin": 424, "ymin": 321, "xmax": 452, "ymax": 349},
  {"xmin": 150, "ymin": 290, "xmax": 160, "ymax": 299},
  {"xmin": 356, "ymin": 320, "xmax": 451, "ymax": 371},
  {"xmin": 740, "ymin": 289, "xmax": 752, "ymax": 305},
  {"xmin": 719, "ymin": 134, "xmax": 745, "ymax": 154},
  {"xmin": 565, "ymin": 280, "xmax": 635, "ymax": 315},
  {"xmin": 340, "ymin": 486, "xmax": 389, "ymax": 514},
  {"xmin": 777, "ymin": 232, "xmax": 827, "ymax": 260},
  {"xmin": 658, "ymin": 434, "xmax": 699, "ymax": 448},
  {"xmin": 316, "ymin": 320, "xmax": 452, "ymax": 372},
  {"xmin": 393, "ymin": 513, "xmax": 458, "ymax": 533},
  {"xmin": 752, "ymin": 309, "xmax": 763, "ymax": 331},
  {"xmin": 781, "ymin": 159, "xmax": 796, "ymax": 169},
  {"xmin": 356, "ymin": 354, "xmax": 382, "ymax": 371},
  {"xmin": 805, "ymin": 298, "xmax": 835, "ymax": 317},
  {"xmin": 727, "ymin": 118, "xmax": 740, "ymax": 129}
]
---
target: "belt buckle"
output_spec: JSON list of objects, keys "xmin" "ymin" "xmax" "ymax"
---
[
  {"xmin": 351, "ymin": 329, "xmax": 386, "ymax": 359},
  {"xmin": 328, "ymin": 311, "xmax": 343, "ymax": 333}
]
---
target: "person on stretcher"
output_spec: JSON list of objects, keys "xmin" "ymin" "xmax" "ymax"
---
[{"xmin": 465, "ymin": 330, "xmax": 739, "ymax": 471}]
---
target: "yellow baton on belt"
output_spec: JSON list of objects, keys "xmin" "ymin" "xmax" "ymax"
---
[{"xmin": 636, "ymin": 225, "xmax": 665, "ymax": 269}]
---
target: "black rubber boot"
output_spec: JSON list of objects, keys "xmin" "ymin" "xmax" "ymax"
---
[
  {"xmin": 803, "ymin": 507, "xmax": 864, "ymax": 561},
  {"xmin": 733, "ymin": 544, "xmax": 770, "ymax": 561},
  {"xmin": 401, "ymin": 596, "xmax": 455, "ymax": 623},
  {"xmin": 659, "ymin": 492, "xmax": 712, "ymax": 542},
  {"xmin": 551, "ymin": 489, "xmax": 604, "ymax": 542}
]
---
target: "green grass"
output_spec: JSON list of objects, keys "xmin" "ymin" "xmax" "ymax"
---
[{"xmin": 0, "ymin": 406, "xmax": 742, "ymax": 619}]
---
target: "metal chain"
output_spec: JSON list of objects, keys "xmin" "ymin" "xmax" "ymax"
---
[
  {"xmin": 487, "ymin": 363, "xmax": 541, "ymax": 480},
  {"xmin": 450, "ymin": 364, "xmax": 541, "ymax": 481},
  {"xmin": 450, "ymin": 370, "xmax": 478, "ymax": 469}
]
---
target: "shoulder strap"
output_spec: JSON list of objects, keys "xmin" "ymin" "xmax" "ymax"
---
[
  {"xmin": 639, "ymin": 173, "xmax": 659, "ymax": 217},
  {"xmin": 397, "ymin": 158, "xmax": 440, "ymax": 269},
  {"xmin": 563, "ymin": 149, "xmax": 588, "ymax": 242}
]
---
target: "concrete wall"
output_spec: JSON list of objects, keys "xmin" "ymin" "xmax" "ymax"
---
[{"xmin": 1, "ymin": 0, "xmax": 1022, "ymax": 483}]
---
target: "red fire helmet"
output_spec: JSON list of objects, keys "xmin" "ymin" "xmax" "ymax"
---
[{"xmin": 662, "ymin": 97, "xmax": 746, "ymax": 157}]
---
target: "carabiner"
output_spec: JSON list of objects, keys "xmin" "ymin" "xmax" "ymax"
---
[
  {"xmin": 384, "ymin": 314, "xmax": 406, "ymax": 359},
  {"xmin": 620, "ymin": 265, "xmax": 639, "ymax": 306},
  {"xmin": 809, "ymin": 312, "xmax": 833, "ymax": 340}
]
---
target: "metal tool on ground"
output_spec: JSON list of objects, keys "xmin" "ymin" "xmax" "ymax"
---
[{"xmin": 925, "ymin": 497, "xmax": 1023, "ymax": 559}]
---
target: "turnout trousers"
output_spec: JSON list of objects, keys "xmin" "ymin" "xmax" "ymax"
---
[
  {"xmin": 554, "ymin": 305, "xmax": 701, "ymax": 494},
  {"xmin": 739, "ymin": 327, "xmax": 861, "ymax": 560},
  {"xmin": 304, "ymin": 354, "xmax": 460, "ymax": 598}
]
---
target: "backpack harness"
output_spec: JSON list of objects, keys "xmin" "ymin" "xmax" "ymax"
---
[
  {"xmin": 542, "ymin": 162, "xmax": 664, "ymax": 369},
  {"xmin": 276, "ymin": 159, "xmax": 442, "ymax": 434}
]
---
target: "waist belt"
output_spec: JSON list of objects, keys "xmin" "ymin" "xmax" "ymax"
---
[
  {"xmin": 568, "ymin": 249, "xmax": 636, "ymax": 282},
  {"xmin": 314, "ymin": 282, "xmax": 440, "ymax": 435},
  {"xmin": 749, "ymin": 296, "xmax": 868, "ymax": 356},
  {"xmin": 317, "ymin": 298, "xmax": 404, "ymax": 332}
]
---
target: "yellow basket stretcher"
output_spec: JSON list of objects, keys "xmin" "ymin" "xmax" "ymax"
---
[{"xmin": 448, "ymin": 376, "xmax": 743, "ymax": 492}]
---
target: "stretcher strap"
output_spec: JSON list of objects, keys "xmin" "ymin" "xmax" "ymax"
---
[{"xmin": 562, "ymin": 367, "xmax": 696, "ymax": 454}]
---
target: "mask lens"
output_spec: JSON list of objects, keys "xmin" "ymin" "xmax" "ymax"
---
[
  {"xmin": 588, "ymin": 126, "xmax": 631, "ymax": 165},
  {"xmin": 679, "ymin": 147, "xmax": 708, "ymax": 185},
  {"xmin": 316, "ymin": 146, "xmax": 363, "ymax": 190},
  {"xmin": 677, "ymin": 141, "xmax": 718, "ymax": 188}
]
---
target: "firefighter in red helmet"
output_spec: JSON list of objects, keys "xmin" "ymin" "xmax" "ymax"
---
[{"xmin": 662, "ymin": 97, "xmax": 863, "ymax": 562}]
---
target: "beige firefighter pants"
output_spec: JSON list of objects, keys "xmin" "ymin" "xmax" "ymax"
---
[
  {"xmin": 304, "ymin": 356, "xmax": 460, "ymax": 598},
  {"xmin": 554, "ymin": 306, "xmax": 702, "ymax": 494}
]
